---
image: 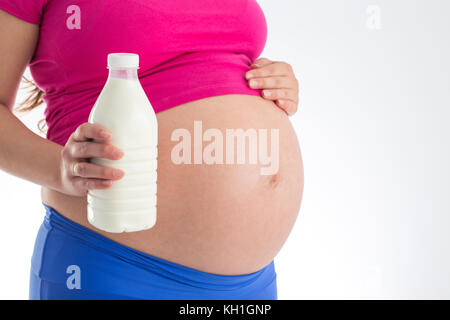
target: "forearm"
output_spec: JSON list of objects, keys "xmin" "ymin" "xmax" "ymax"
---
[{"xmin": 0, "ymin": 104, "xmax": 62, "ymax": 191}]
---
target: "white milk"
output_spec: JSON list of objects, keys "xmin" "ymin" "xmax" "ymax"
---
[{"xmin": 87, "ymin": 53, "xmax": 158, "ymax": 233}]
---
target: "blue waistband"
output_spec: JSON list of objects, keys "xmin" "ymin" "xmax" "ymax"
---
[{"xmin": 37, "ymin": 203, "xmax": 276, "ymax": 298}]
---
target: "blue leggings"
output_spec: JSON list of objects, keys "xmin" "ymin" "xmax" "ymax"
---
[{"xmin": 29, "ymin": 203, "xmax": 277, "ymax": 300}]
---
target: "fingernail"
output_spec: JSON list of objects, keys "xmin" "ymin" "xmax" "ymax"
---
[
  {"xmin": 113, "ymin": 169, "xmax": 123, "ymax": 177},
  {"xmin": 113, "ymin": 149, "xmax": 124, "ymax": 157},
  {"xmin": 246, "ymin": 73, "xmax": 254, "ymax": 79},
  {"xmin": 102, "ymin": 180, "xmax": 111, "ymax": 186},
  {"xmin": 278, "ymin": 99, "xmax": 286, "ymax": 107},
  {"xmin": 264, "ymin": 90, "xmax": 272, "ymax": 97},
  {"xmin": 100, "ymin": 130, "xmax": 111, "ymax": 139},
  {"xmin": 249, "ymin": 80, "xmax": 258, "ymax": 88}
]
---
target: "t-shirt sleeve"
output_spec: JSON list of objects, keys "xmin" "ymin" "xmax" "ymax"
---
[{"xmin": 0, "ymin": 0, "xmax": 47, "ymax": 25}]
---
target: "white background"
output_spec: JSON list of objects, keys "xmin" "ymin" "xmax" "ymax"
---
[{"xmin": 1, "ymin": 0, "xmax": 450, "ymax": 299}]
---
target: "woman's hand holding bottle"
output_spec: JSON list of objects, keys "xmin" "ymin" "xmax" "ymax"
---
[{"xmin": 58, "ymin": 122, "xmax": 125, "ymax": 196}]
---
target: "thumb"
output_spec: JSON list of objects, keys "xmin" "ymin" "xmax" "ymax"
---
[{"xmin": 251, "ymin": 57, "xmax": 272, "ymax": 68}]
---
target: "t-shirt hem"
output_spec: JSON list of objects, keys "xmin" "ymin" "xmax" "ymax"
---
[
  {"xmin": 152, "ymin": 84, "xmax": 262, "ymax": 114},
  {"xmin": 46, "ymin": 85, "xmax": 263, "ymax": 146}
]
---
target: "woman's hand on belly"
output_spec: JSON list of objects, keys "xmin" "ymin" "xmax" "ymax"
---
[{"xmin": 245, "ymin": 57, "xmax": 300, "ymax": 116}]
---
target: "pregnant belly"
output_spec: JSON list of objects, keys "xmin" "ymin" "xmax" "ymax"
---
[{"xmin": 41, "ymin": 94, "xmax": 304, "ymax": 275}]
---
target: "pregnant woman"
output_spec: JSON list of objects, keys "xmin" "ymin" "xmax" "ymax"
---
[{"xmin": 0, "ymin": 0, "xmax": 303, "ymax": 299}]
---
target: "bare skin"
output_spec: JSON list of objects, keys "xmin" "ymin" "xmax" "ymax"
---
[{"xmin": 0, "ymin": 11, "xmax": 304, "ymax": 275}]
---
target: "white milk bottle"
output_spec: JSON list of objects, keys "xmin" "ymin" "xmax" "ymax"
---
[{"xmin": 87, "ymin": 53, "xmax": 158, "ymax": 233}]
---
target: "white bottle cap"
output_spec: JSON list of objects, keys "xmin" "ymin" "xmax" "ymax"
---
[{"xmin": 107, "ymin": 53, "xmax": 139, "ymax": 69}]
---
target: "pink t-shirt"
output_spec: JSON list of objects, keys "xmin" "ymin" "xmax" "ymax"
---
[{"xmin": 0, "ymin": 0, "xmax": 267, "ymax": 146}]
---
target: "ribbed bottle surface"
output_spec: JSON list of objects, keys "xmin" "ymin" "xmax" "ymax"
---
[{"xmin": 87, "ymin": 145, "xmax": 157, "ymax": 233}]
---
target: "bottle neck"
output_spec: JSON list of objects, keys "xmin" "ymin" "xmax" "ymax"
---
[{"xmin": 108, "ymin": 68, "xmax": 139, "ymax": 80}]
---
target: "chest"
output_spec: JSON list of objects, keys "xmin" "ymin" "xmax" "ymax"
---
[{"xmin": 35, "ymin": 0, "xmax": 265, "ymax": 76}]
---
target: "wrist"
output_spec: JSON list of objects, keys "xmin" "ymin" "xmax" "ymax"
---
[{"xmin": 49, "ymin": 146, "xmax": 64, "ymax": 192}]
